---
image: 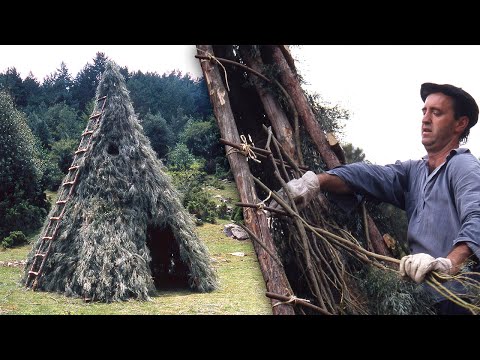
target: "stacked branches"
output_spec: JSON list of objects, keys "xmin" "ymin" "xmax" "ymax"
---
[{"xmin": 24, "ymin": 61, "xmax": 217, "ymax": 302}]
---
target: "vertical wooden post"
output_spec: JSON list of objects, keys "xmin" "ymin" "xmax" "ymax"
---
[{"xmin": 197, "ymin": 45, "xmax": 295, "ymax": 315}]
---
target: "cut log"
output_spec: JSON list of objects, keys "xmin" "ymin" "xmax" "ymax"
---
[
  {"xmin": 326, "ymin": 132, "xmax": 346, "ymax": 165},
  {"xmin": 197, "ymin": 45, "xmax": 295, "ymax": 315}
]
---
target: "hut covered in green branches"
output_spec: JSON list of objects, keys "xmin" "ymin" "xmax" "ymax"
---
[{"xmin": 23, "ymin": 61, "xmax": 218, "ymax": 302}]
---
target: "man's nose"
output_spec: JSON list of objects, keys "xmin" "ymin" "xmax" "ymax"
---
[{"xmin": 422, "ymin": 111, "xmax": 431, "ymax": 123}]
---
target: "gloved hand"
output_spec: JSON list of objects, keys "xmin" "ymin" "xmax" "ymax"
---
[
  {"xmin": 399, "ymin": 253, "xmax": 452, "ymax": 283},
  {"xmin": 269, "ymin": 171, "xmax": 321, "ymax": 213}
]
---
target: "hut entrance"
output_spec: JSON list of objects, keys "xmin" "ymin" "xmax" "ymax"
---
[{"xmin": 146, "ymin": 224, "xmax": 190, "ymax": 290}]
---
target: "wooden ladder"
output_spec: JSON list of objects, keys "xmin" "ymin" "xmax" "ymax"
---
[{"xmin": 25, "ymin": 95, "xmax": 108, "ymax": 290}]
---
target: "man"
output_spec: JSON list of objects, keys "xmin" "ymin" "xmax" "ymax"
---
[{"xmin": 273, "ymin": 83, "xmax": 480, "ymax": 314}]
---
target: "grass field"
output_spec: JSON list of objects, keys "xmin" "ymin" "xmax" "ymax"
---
[{"xmin": 0, "ymin": 180, "xmax": 272, "ymax": 315}]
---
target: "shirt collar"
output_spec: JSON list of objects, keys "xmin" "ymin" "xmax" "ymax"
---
[{"xmin": 422, "ymin": 147, "xmax": 471, "ymax": 162}]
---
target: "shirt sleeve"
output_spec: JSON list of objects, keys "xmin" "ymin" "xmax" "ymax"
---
[
  {"xmin": 326, "ymin": 160, "xmax": 411, "ymax": 210},
  {"xmin": 448, "ymin": 154, "xmax": 480, "ymax": 260}
]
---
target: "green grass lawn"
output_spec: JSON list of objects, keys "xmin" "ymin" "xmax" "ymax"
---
[{"xmin": 0, "ymin": 181, "xmax": 272, "ymax": 315}]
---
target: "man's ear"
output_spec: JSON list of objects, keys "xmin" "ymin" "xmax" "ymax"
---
[{"xmin": 456, "ymin": 116, "xmax": 469, "ymax": 134}]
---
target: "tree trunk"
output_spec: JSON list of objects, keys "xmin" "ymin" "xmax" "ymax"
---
[
  {"xmin": 240, "ymin": 47, "xmax": 298, "ymax": 162},
  {"xmin": 197, "ymin": 45, "xmax": 295, "ymax": 315},
  {"xmin": 270, "ymin": 45, "xmax": 392, "ymax": 257},
  {"xmin": 270, "ymin": 45, "xmax": 341, "ymax": 170}
]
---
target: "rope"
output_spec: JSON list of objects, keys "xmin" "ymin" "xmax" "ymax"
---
[
  {"xmin": 226, "ymin": 134, "xmax": 261, "ymax": 163},
  {"xmin": 255, "ymin": 191, "xmax": 271, "ymax": 210},
  {"xmin": 196, "ymin": 48, "xmax": 231, "ymax": 92},
  {"xmin": 272, "ymin": 294, "xmax": 311, "ymax": 307}
]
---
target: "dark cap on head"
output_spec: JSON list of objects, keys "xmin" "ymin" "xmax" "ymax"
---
[{"xmin": 421, "ymin": 82, "xmax": 479, "ymax": 129}]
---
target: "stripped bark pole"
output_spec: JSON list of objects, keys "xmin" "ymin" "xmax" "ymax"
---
[
  {"xmin": 240, "ymin": 47, "xmax": 298, "ymax": 163},
  {"xmin": 197, "ymin": 45, "xmax": 295, "ymax": 315},
  {"xmin": 270, "ymin": 45, "xmax": 392, "ymax": 257}
]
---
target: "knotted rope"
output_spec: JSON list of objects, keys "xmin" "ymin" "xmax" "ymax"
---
[{"xmin": 226, "ymin": 134, "xmax": 261, "ymax": 163}]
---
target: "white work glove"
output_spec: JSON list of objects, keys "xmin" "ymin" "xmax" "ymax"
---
[
  {"xmin": 399, "ymin": 253, "xmax": 452, "ymax": 283},
  {"xmin": 269, "ymin": 171, "xmax": 321, "ymax": 213}
]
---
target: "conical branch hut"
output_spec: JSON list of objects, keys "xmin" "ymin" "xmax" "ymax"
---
[{"xmin": 24, "ymin": 61, "xmax": 218, "ymax": 302}]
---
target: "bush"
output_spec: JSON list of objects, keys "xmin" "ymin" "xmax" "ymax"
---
[
  {"xmin": 185, "ymin": 189, "xmax": 218, "ymax": 224},
  {"xmin": 169, "ymin": 164, "xmax": 217, "ymax": 223},
  {"xmin": 231, "ymin": 206, "xmax": 244, "ymax": 223},
  {"xmin": 2, "ymin": 230, "xmax": 28, "ymax": 249},
  {"xmin": 3, "ymin": 199, "xmax": 47, "ymax": 235},
  {"xmin": 166, "ymin": 143, "xmax": 196, "ymax": 171}
]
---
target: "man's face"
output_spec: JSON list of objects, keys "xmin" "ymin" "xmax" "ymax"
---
[{"xmin": 421, "ymin": 93, "xmax": 464, "ymax": 153}]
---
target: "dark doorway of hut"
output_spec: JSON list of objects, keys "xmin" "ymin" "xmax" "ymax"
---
[{"xmin": 146, "ymin": 224, "xmax": 190, "ymax": 290}]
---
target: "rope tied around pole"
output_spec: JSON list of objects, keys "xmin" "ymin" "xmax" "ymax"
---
[
  {"xmin": 272, "ymin": 289, "xmax": 311, "ymax": 307},
  {"xmin": 255, "ymin": 191, "xmax": 271, "ymax": 210},
  {"xmin": 226, "ymin": 134, "xmax": 261, "ymax": 163},
  {"xmin": 196, "ymin": 47, "xmax": 231, "ymax": 92}
]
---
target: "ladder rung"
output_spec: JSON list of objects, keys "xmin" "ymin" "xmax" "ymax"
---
[
  {"xmin": 28, "ymin": 271, "xmax": 39, "ymax": 276},
  {"xmin": 97, "ymin": 96, "xmax": 107, "ymax": 101},
  {"xmin": 35, "ymin": 253, "xmax": 47, "ymax": 257},
  {"xmin": 56, "ymin": 200, "xmax": 68, "ymax": 204},
  {"xmin": 42, "ymin": 236, "xmax": 53, "ymax": 240},
  {"xmin": 68, "ymin": 165, "xmax": 80, "ymax": 171},
  {"xmin": 90, "ymin": 112, "xmax": 102, "ymax": 119},
  {"xmin": 82, "ymin": 130, "xmax": 94, "ymax": 136},
  {"xmin": 63, "ymin": 181, "xmax": 75, "ymax": 186},
  {"xmin": 50, "ymin": 216, "xmax": 61, "ymax": 221},
  {"xmin": 75, "ymin": 148, "xmax": 88, "ymax": 154}
]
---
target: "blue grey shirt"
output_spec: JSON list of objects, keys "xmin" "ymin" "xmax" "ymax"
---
[{"xmin": 327, "ymin": 148, "xmax": 480, "ymax": 301}]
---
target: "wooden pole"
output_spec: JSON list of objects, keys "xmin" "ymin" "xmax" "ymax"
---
[
  {"xmin": 240, "ymin": 47, "xmax": 298, "ymax": 163},
  {"xmin": 197, "ymin": 45, "xmax": 295, "ymax": 315}
]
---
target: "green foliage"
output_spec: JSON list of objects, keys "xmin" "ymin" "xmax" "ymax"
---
[
  {"xmin": 1, "ymin": 231, "xmax": 28, "ymax": 249},
  {"xmin": 307, "ymin": 92, "xmax": 349, "ymax": 136},
  {"xmin": 127, "ymin": 70, "xmax": 212, "ymax": 120},
  {"xmin": 343, "ymin": 143, "xmax": 366, "ymax": 164},
  {"xmin": 38, "ymin": 149, "xmax": 64, "ymax": 191},
  {"xmin": 169, "ymin": 165, "xmax": 218, "ymax": 224},
  {"xmin": 358, "ymin": 266, "xmax": 435, "ymax": 315},
  {"xmin": 50, "ymin": 138, "xmax": 78, "ymax": 173},
  {"xmin": 185, "ymin": 190, "xmax": 218, "ymax": 224},
  {"xmin": 42, "ymin": 101, "xmax": 84, "ymax": 141},
  {"xmin": 367, "ymin": 201, "xmax": 409, "ymax": 257},
  {"xmin": 1, "ymin": 198, "xmax": 47, "ymax": 238},
  {"xmin": 179, "ymin": 116, "xmax": 226, "ymax": 174},
  {"xmin": 167, "ymin": 143, "xmax": 196, "ymax": 171},
  {"xmin": 0, "ymin": 91, "xmax": 49, "ymax": 241},
  {"xmin": 42, "ymin": 62, "xmax": 74, "ymax": 106},
  {"xmin": 231, "ymin": 207, "xmax": 244, "ymax": 223},
  {"xmin": 70, "ymin": 52, "xmax": 108, "ymax": 111},
  {"xmin": 205, "ymin": 176, "xmax": 225, "ymax": 190},
  {"xmin": 180, "ymin": 118, "xmax": 218, "ymax": 157},
  {"xmin": 0, "ymin": 67, "xmax": 27, "ymax": 107},
  {"xmin": 141, "ymin": 112, "xmax": 175, "ymax": 159}
]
